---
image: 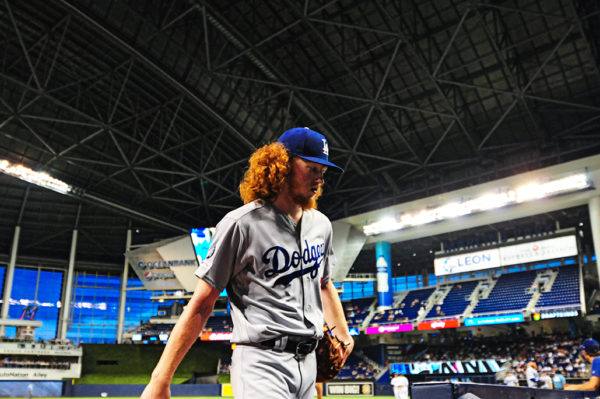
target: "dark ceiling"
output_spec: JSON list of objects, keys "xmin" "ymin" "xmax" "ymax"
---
[{"xmin": 1, "ymin": 0, "xmax": 599, "ymax": 274}]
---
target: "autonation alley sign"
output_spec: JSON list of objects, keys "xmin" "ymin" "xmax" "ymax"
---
[
  {"xmin": 434, "ymin": 235, "xmax": 577, "ymax": 276},
  {"xmin": 0, "ymin": 365, "xmax": 81, "ymax": 380},
  {"xmin": 391, "ymin": 358, "xmax": 508, "ymax": 375}
]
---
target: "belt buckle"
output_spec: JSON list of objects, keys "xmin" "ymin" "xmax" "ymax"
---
[{"xmin": 295, "ymin": 340, "xmax": 316, "ymax": 357}]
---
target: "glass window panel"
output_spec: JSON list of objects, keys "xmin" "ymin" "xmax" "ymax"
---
[
  {"xmin": 392, "ymin": 276, "xmax": 407, "ymax": 293},
  {"xmin": 428, "ymin": 274, "xmax": 437, "ymax": 287},
  {"xmin": 3, "ymin": 267, "xmax": 62, "ymax": 340},
  {"xmin": 406, "ymin": 276, "xmax": 418, "ymax": 290},
  {"xmin": 548, "ymin": 261, "xmax": 562, "ymax": 267},
  {"xmin": 363, "ymin": 281, "xmax": 374, "ymax": 297},
  {"xmin": 0, "ymin": 266, "xmax": 5, "ymax": 298},
  {"xmin": 67, "ymin": 272, "xmax": 122, "ymax": 344},
  {"xmin": 32, "ymin": 270, "xmax": 62, "ymax": 340}
]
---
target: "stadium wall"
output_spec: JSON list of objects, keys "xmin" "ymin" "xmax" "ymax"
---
[
  {"xmin": 79, "ymin": 343, "xmax": 221, "ymax": 383},
  {"xmin": 62, "ymin": 381, "xmax": 221, "ymax": 397}
]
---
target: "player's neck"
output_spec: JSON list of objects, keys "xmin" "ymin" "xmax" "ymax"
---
[{"xmin": 273, "ymin": 192, "xmax": 303, "ymax": 223}]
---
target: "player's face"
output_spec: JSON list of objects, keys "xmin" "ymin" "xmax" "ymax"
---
[{"xmin": 288, "ymin": 157, "xmax": 326, "ymax": 208}]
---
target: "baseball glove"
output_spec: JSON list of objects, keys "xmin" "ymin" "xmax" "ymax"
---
[{"xmin": 315, "ymin": 324, "xmax": 351, "ymax": 382}]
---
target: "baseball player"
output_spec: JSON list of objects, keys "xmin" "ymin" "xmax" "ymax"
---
[
  {"xmin": 390, "ymin": 372, "xmax": 409, "ymax": 399},
  {"xmin": 141, "ymin": 127, "xmax": 354, "ymax": 399},
  {"xmin": 564, "ymin": 338, "xmax": 600, "ymax": 391},
  {"xmin": 525, "ymin": 361, "xmax": 539, "ymax": 388},
  {"xmin": 315, "ymin": 382, "xmax": 323, "ymax": 399}
]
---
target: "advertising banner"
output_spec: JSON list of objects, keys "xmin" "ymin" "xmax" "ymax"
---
[
  {"xmin": 125, "ymin": 235, "xmax": 197, "ymax": 291},
  {"xmin": 0, "ymin": 364, "xmax": 81, "ymax": 380},
  {"xmin": 434, "ymin": 249, "xmax": 501, "ymax": 276},
  {"xmin": 0, "ymin": 381, "xmax": 63, "ymax": 396},
  {"xmin": 375, "ymin": 242, "xmax": 393, "ymax": 308},
  {"xmin": 434, "ymin": 235, "xmax": 578, "ymax": 276},
  {"xmin": 464, "ymin": 313, "xmax": 523, "ymax": 326},
  {"xmin": 200, "ymin": 332, "xmax": 232, "ymax": 341},
  {"xmin": 499, "ymin": 235, "xmax": 577, "ymax": 266},
  {"xmin": 365, "ymin": 323, "xmax": 413, "ymax": 335},
  {"xmin": 326, "ymin": 382, "xmax": 374, "ymax": 396},
  {"xmin": 417, "ymin": 319, "xmax": 460, "ymax": 330},
  {"xmin": 532, "ymin": 310, "xmax": 578, "ymax": 320},
  {"xmin": 390, "ymin": 358, "xmax": 508, "ymax": 375},
  {"xmin": 0, "ymin": 342, "xmax": 81, "ymax": 356}
]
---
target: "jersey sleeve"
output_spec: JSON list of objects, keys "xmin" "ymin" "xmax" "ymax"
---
[
  {"xmin": 194, "ymin": 216, "xmax": 244, "ymax": 292},
  {"xmin": 591, "ymin": 356, "xmax": 600, "ymax": 377},
  {"xmin": 321, "ymin": 226, "xmax": 335, "ymax": 287}
]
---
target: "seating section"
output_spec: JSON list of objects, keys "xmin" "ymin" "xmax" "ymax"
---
[
  {"xmin": 472, "ymin": 270, "xmax": 537, "ymax": 314},
  {"xmin": 372, "ymin": 288, "xmax": 435, "ymax": 324},
  {"xmin": 134, "ymin": 265, "xmax": 583, "ymax": 346},
  {"xmin": 137, "ymin": 322, "xmax": 172, "ymax": 336},
  {"xmin": 203, "ymin": 315, "xmax": 233, "ymax": 332},
  {"xmin": 426, "ymin": 280, "xmax": 479, "ymax": 318},
  {"xmin": 535, "ymin": 265, "xmax": 580, "ymax": 309},
  {"xmin": 397, "ymin": 287, "xmax": 436, "ymax": 320},
  {"xmin": 344, "ymin": 298, "xmax": 375, "ymax": 327},
  {"xmin": 336, "ymin": 353, "xmax": 378, "ymax": 380}
]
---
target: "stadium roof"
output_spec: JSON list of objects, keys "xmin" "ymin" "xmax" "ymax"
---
[{"xmin": 0, "ymin": 0, "xmax": 599, "ymax": 274}]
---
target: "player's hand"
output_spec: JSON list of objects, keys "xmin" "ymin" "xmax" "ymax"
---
[
  {"xmin": 140, "ymin": 379, "xmax": 171, "ymax": 399},
  {"xmin": 347, "ymin": 336, "xmax": 355, "ymax": 354},
  {"xmin": 338, "ymin": 333, "xmax": 355, "ymax": 355}
]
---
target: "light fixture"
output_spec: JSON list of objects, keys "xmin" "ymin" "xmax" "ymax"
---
[
  {"xmin": 363, "ymin": 171, "xmax": 591, "ymax": 236},
  {"xmin": 0, "ymin": 159, "xmax": 73, "ymax": 195}
]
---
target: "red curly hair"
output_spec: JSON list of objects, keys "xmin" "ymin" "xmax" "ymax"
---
[{"xmin": 239, "ymin": 142, "xmax": 322, "ymax": 209}]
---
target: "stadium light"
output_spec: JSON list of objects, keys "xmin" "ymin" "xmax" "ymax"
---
[
  {"xmin": 363, "ymin": 171, "xmax": 591, "ymax": 236},
  {"xmin": 0, "ymin": 159, "xmax": 73, "ymax": 195}
]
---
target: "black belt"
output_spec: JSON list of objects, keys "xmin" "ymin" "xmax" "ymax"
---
[{"xmin": 259, "ymin": 336, "xmax": 319, "ymax": 356}]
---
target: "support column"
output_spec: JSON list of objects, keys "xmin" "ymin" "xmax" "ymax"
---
[
  {"xmin": 116, "ymin": 227, "xmax": 132, "ymax": 344},
  {"xmin": 59, "ymin": 204, "xmax": 81, "ymax": 340},
  {"xmin": 1, "ymin": 187, "xmax": 29, "ymax": 337},
  {"xmin": 589, "ymin": 196, "xmax": 600, "ymax": 288},
  {"xmin": 375, "ymin": 242, "xmax": 393, "ymax": 309}
]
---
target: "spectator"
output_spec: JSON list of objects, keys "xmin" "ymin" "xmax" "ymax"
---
[
  {"xmin": 504, "ymin": 370, "xmax": 519, "ymax": 387},
  {"xmin": 539, "ymin": 372, "xmax": 553, "ymax": 389},
  {"xmin": 552, "ymin": 368, "xmax": 566, "ymax": 390}
]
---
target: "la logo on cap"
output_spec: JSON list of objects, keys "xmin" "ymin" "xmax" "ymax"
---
[{"xmin": 277, "ymin": 127, "xmax": 343, "ymax": 172}]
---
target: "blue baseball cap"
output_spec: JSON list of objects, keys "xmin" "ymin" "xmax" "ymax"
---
[
  {"xmin": 278, "ymin": 127, "xmax": 343, "ymax": 172},
  {"xmin": 581, "ymin": 339, "xmax": 600, "ymax": 355}
]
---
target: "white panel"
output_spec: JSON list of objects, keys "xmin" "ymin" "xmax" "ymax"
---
[
  {"xmin": 157, "ymin": 235, "xmax": 197, "ymax": 262},
  {"xmin": 331, "ymin": 222, "xmax": 367, "ymax": 282},
  {"xmin": 499, "ymin": 235, "xmax": 578, "ymax": 266},
  {"xmin": 156, "ymin": 235, "xmax": 199, "ymax": 292},
  {"xmin": 168, "ymin": 266, "xmax": 198, "ymax": 292}
]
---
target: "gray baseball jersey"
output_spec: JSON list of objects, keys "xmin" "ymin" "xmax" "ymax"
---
[{"xmin": 194, "ymin": 199, "xmax": 335, "ymax": 343}]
